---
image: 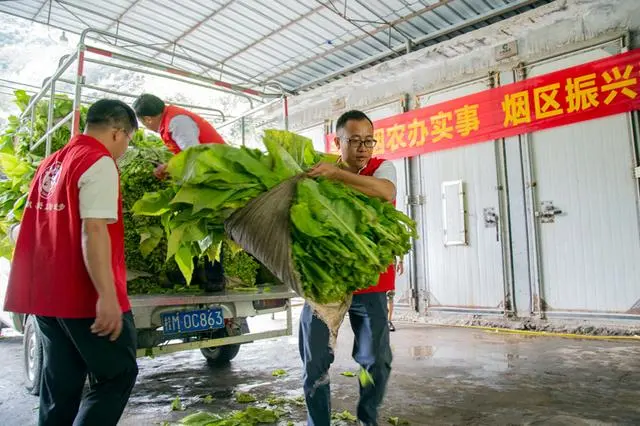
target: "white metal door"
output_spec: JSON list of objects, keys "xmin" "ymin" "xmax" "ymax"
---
[
  {"xmin": 418, "ymin": 80, "xmax": 507, "ymax": 311},
  {"xmin": 526, "ymin": 44, "xmax": 640, "ymax": 316},
  {"xmin": 296, "ymin": 123, "xmax": 326, "ymax": 153},
  {"xmin": 365, "ymin": 102, "xmax": 413, "ymax": 307}
]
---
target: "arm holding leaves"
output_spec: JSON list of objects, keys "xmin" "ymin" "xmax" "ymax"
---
[{"xmin": 307, "ymin": 163, "xmax": 396, "ymax": 202}]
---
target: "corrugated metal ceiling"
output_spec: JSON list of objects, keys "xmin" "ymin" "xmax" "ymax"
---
[{"xmin": 0, "ymin": 0, "xmax": 554, "ymax": 95}]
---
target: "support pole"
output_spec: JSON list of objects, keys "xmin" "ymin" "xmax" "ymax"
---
[
  {"xmin": 72, "ymin": 45, "xmax": 85, "ymax": 136},
  {"xmin": 283, "ymin": 96, "xmax": 289, "ymax": 131},
  {"xmin": 45, "ymin": 80, "xmax": 56, "ymax": 156}
]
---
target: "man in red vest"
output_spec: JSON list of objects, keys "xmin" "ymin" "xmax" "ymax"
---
[
  {"xmin": 132, "ymin": 94, "xmax": 225, "ymax": 179},
  {"xmin": 303, "ymin": 110, "xmax": 397, "ymax": 426},
  {"xmin": 4, "ymin": 99, "xmax": 139, "ymax": 426}
]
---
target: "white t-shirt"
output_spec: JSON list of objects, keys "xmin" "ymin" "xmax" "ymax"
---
[
  {"xmin": 371, "ymin": 160, "xmax": 397, "ymax": 189},
  {"xmin": 169, "ymin": 115, "xmax": 200, "ymax": 151},
  {"xmin": 78, "ymin": 156, "xmax": 119, "ymax": 223}
]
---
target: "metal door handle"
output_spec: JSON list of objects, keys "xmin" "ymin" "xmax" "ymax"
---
[{"xmin": 536, "ymin": 202, "xmax": 563, "ymax": 223}]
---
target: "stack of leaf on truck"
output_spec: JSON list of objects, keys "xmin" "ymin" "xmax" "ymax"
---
[{"xmin": 0, "ymin": 90, "xmax": 262, "ymax": 295}]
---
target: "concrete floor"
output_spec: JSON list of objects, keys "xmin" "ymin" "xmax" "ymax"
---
[{"xmin": 1, "ymin": 308, "xmax": 639, "ymax": 425}]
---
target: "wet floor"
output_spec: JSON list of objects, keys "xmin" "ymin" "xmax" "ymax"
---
[{"xmin": 1, "ymin": 307, "xmax": 640, "ymax": 425}]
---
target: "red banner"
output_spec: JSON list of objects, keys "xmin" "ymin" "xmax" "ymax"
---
[{"xmin": 325, "ymin": 49, "xmax": 640, "ymax": 159}]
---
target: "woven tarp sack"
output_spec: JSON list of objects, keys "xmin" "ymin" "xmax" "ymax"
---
[{"xmin": 224, "ymin": 176, "xmax": 350, "ymax": 348}]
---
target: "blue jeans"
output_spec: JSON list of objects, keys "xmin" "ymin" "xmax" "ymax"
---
[{"xmin": 299, "ymin": 292, "xmax": 392, "ymax": 426}]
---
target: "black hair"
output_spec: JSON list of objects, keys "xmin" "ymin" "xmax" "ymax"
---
[
  {"xmin": 132, "ymin": 94, "xmax": 165, "ymax": 118},
  {"xmin": 86, "ymin": 99, "xmax": 138, "ymax": 133},
  {"xmin": 335, "ymin": 110, "xmax": 373, "ymax": 132}
]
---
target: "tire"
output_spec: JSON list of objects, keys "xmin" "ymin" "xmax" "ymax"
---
[
  {"xmin": 23, "ymin": 315, "xmax": 43, "ymax": 396},
  {"xmin": 200, "ymin": 318, "xmax": 249, "ymax": 367},
  {"xmin": 200, "ymin": 344, "xmax": 241, "ymax": 366}
]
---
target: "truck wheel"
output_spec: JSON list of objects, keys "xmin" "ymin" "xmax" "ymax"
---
[
  {"xmin": 201, "ymin": 344, "xmax": 241, "ymax": 366},
  {"xmin": 23, "ymin": 315, "xmax": 43, "ymax": 396},
  {"xmin": 200, "ymin": 318, "xmax": 248, "ymax": 367}
]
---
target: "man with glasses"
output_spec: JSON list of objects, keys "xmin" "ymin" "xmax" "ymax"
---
[
  {"xmin": 303, "ymin": 110, "xmax": 397, "ymax": 426},
  {"xmin": 4, "ymin": 99, "xmax": 139, "ymax": 426}
]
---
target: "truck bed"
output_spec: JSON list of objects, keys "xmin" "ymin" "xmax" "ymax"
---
[{"xmin": 129, "ymin": 285, "xmax": 295, "ymax": 308}]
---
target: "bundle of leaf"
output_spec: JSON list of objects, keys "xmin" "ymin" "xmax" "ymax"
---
[
  {"xmin": 0, "ymin": 153, "xmax": 36, "ymax": 258},
  {"xmin": 118, "ymin": 145, "xmax": 185, "ymax": 295},
  {"xmin": 221, "ymin": 239, "xmax": 260, "ymax": 289},
  {"xmin": 134, "ymin": 130, "xmax": 417, "ymax": 343}
]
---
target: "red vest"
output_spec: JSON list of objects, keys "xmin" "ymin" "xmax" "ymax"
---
[
  {"xmin": 159, "ymin": 105, "xmax": 225, "ymax": 154},
  {"xmin": 4, "ymin": 135, "xmax": 130, "ymax": 318},
  {"xmin": 354, "ymin": 157, "xmax": 396, "ymax": 295}
]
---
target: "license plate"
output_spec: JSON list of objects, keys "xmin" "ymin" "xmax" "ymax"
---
[{"xmin": 161, "ymin": 308, "xmax": 224, "ymax": 334}]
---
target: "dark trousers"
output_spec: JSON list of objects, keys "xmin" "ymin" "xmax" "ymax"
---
[
  {"xmin": 35, "ymin": 311, "xmax": 138, "ymax": 426},
  {"xmin": 299, "ymin": 292, "xmax": 392, "ymax": 426}
]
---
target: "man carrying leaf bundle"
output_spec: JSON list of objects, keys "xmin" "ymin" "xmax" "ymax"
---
[
  {"xmin": 4, "ymin": 99, "xmax": 139, "ymax": 426},
  {"xmin": 300, "ymin": 110, "xmax": 396, "ymax": 426},
  {"xmin": 132, "ymin": 94, "xmax": 225, "ymax": 179}
]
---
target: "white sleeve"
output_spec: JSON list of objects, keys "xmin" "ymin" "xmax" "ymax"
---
[
  {"xmin": 169, "ymin": 115, "xmax": 200, "ymax": 151},
  {"xmin": 78, "ymin": 156, "xmax": 119, "ymax": 223},
  {"xmin": 372, "ymin": 160, "xmax": 397, "ymax": 189}
]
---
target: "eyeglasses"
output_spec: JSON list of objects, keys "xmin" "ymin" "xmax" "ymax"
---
[{"xmin": 343, "ymin": 137, "xmax": 377, "ymax": 149}]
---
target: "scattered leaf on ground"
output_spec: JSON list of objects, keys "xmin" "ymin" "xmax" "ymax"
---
[
  {"xmin": 332, "ymin": 410, "xmax": 357, "ymax": 422},
  {"xmin": 170, "ymin": 396, "xmax": 185, "ymax": 411},
  {"xmin": 180, "ymin": 407, "xmax": 282, "ymax": 425},
  {"xmin": 235, "ymin": 392, "xmax": 257, "ymax": 403},
  {"xmin": 340, "ymin": 371, "xmax": 356, "ymax": 377},
  {"xmin": 272, "ymin": 369, "xmax": 287, "ymax": 377},
  {"xmin": 388, "ymin": 416, "xmax": 410, "ymax": 425},
  {"xmin": 201, "ymin": 395, "xmax": 215, "ymax": 404}
]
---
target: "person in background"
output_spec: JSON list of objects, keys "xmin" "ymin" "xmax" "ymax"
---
[
  {"xmin": 4, "ymin": 99, "xmax": 139, "ymax": 426},
  {"xmin": 387, "ymin": 259, "xmax": 404, "ymax": 332},
  {"xmin": 302, "ymin": 110, "xmax": 397, "ymax": 426},
  {"xmin": 132, "ymin": 93, "xmax": 225, "ymax": 179}
]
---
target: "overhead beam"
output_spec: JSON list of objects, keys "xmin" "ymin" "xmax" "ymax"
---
[
  {"xmin": 255, "ymin": 0, "xmax": 453, "ymax": 84},
  {"xmin": 49, "ymin": 0, "xmax": 258, "ymax": 86},
  {"xmin": 209, "ymin": 4, "xmax": 326, "ymax": 70},
  {"xmin": 149, "ymin": 0, "xmax": 236, "ymax": 61},
  {"xmin": 292, "ymin": 0, "xmax": 543, "ymax": 92},
  {"xmin": 104, "ymin": 0, "xmax": 144, "ymax": 32}
]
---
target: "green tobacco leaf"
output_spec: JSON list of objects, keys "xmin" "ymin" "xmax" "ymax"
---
[
  {"xmin": 0, "ymin": 153, "xmax": 33, "ymax": 179},
  {"xmin": 175, "ymin": 245, "xmax": 194, "ymax": 284},
  {"xmin": 170, "ymin": 396, "xmax": 185, "ymax": 411},
  {"xmin": 340, "ymin": 371, "xmax": 356, "ymax": 377},
  {"xmin": 263, "ymin": 129, "xmax": 319, "ymax": 169},
  {"xmin": 332, "ymin": 410, "xmax": 357, "ymax": 422},
  {"xmin": 223, "ymin": 147, "xmax": 280, "ymax": 189},
  {"xmin": 388, "ymin": 416, "xmax": 411, "ymax": 425},
  {"xmin": 263, "ymin": 137, "xmax": 302, "ymax": 180},
  {"xmin": 170, "ymin": 185, "xmax": 235, "ymax": 214},
  {"xmin": 290, "ymin": 202, "xmax": 332, "ymax": 238},
  {"xmin": 235, "ymin": 392, "xmax": 256, "ymax": 403},
  {"xmin": 298, "ymin": 179, "xmax": 379, "ymax": 264},
  {"xmin": 132, "ymin": 188, "xmax": 175, "ymax": 216},
  {"xmin": 180, "ymin": 411, "xmax": 222, "ymax": 424},
  {"xmin": 359, "ymin": 368, "xmax": 375, "ymax": 387},
  {"xmin": 139, "ymin": 226, "xmax": 163, "ymax": 257},
  {"xmin": 14, "ymin": 90, "xmax": 31, "ymax": 111}
]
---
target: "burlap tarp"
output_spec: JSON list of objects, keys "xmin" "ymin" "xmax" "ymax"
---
[{"xmin": 224, "ymin": 176, "xmax": 351, "ymax": 348}]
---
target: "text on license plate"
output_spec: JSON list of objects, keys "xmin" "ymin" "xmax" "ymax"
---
[{"xmin": 161, "ymin": 308, "xmax": 224, "ymax": 334}]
